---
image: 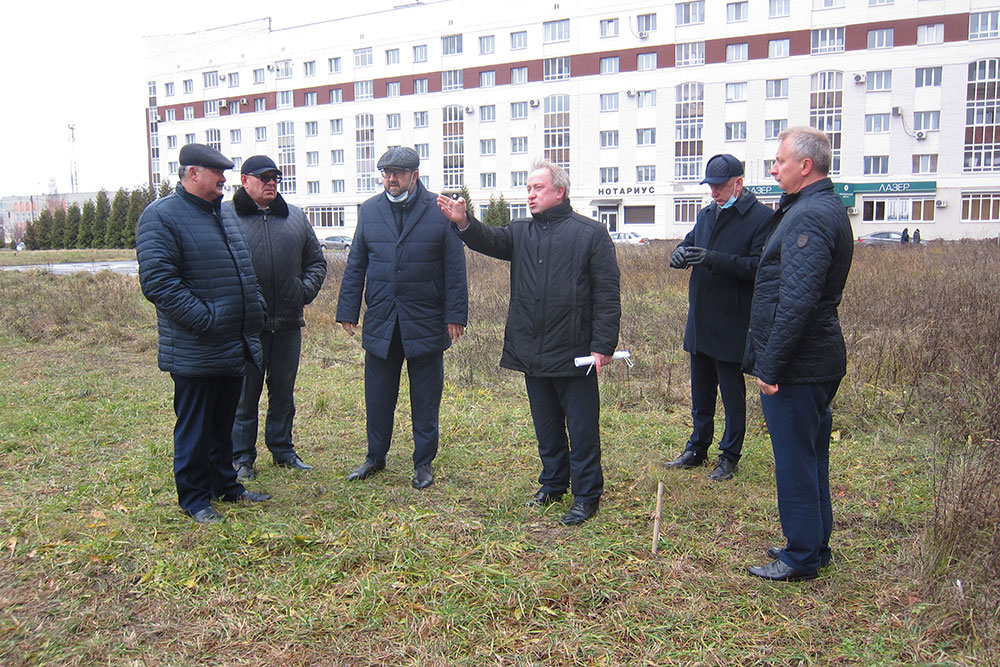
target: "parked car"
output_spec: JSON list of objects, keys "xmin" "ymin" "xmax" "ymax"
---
[
  {"xmin": 610, "ymin": 231, "xmax": 648, "ymax": 245},
  {"xmin": 856, "ymin": 231, "xmax": 926, "ymax": 246},
  {"xmin": 322, "ymin": 235, "xmax": 352, "ymax": 251}
]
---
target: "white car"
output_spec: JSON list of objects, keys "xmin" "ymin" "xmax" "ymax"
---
[{"xmin": 610, "ymin": 231, "xmax": 648, "ymax": 245}]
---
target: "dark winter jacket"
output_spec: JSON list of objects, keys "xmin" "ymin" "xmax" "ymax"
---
[
  {"xmin": 224, "ymin": 188, "xmax": 327, "ymax": 332},
  {"xmin": 458, "ymin": 199, "xmax": 621, "ymax": 376},
  {"xmin": 677, "ymin": 190, "xmax": 774, "ymax": 363},
  {"xmin": 336, "ymin": 181, "xmax": 468, "ymax": 359},
  {"xmin": 137, "ymin": 183, "xmax": 265, "ymax": 377},
  {"xmin": 743, "ymin": 178, "xmax": 854, "ymax": 385}
]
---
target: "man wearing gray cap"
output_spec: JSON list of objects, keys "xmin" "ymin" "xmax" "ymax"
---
[
  {"xmin": 137, "ymin": 144, "xmax": 271, "ymax": 523},
  {"xmin": 666, "ymin": 154, "xmax": 774, "ymax": 481},
  {"xmin": 336, "ymin": 147, "xmax": 468, "ymax": 489},
  {"xmin": 225, "ymin": 155, "xmax": 327, "ymax": 481}
]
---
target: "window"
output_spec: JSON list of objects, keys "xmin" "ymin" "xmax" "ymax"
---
[
  {"xmin": 764, "ymin": 159, "xmax": 776, "ymax": 174},
  {"xmin": 480, "ymin": 105, "xmax": 496, "ymax": 122},
  {"xmin": 305, "ymin": 121, "xmax": 318, "ymax": 136},
  {"xmin": 183, "ymin": 79, "xmax": 193, "ymax": 94},
  {"xmin": 866, "ymin": 70, "xmax": 892, "ymax": 91},
  {"xmin": 276, "ymin": 91, "xmax": 293, "ymax": 109},
  {"xmin": 355, "ymin": 80, "xmax": 373, "ymax": 100},
  {"xmin": 252, "ymin": 69, "xmax": 265, "ymax": 86},
  {"xmin": 252, "ymin": 97, "xmax": 266, "ymax": 112},
  {"xmin": 764, "ymin": 119, "xmax": 787, "ymax": 139},
  {"xmin": 511, "ymin": 171, "xmax": 528, "ymax": 187},
  {"xmin": 307, "ymin": 206, "xmax": 345, "ymax": 227},
  {"xmin": 304, "ymin": 61, "xmax": 316, "ymax": 77},
  {"xmin": 185, "ymin": 133, "xmax": 195, "ymax": 145},
  {"xmin": 414, "ymin": 111, "xmax": 429, "ymax": 128},
  {"xmin": 863, "ymin": 197, "xmax": 935, "ymax": 223},
  {"xmin": 727, "ymin": 2, "xmax": 748, "ymax": 22},
  {"xmin": 442, "ymin": 34, "xmax": 463, "ymax": 55},
  {"xmin": 912, "ymin": 154, "xmax": 937, "ymax": 174},
  {"xmin": 965, "ymin": 59, "xmax": 1000, "ymax": 173},
  {"xmin": 727, "ymin": 43, "xmax": 748, "ymax": 62},
  {"xmin": 600, "ymin": 18, "xmax": 619, "ymax": 38},
  {"xmin": 256, "ymin": 127, "xmax": 266, "ymax": 141},
  {"xmin": 543, "ymin": 57, "xmax": 570, "ymax": 81},
  {"xmin": 354, "ymin": 48, "xmax": 373, "ymax": 67},
  {"xmin": 275, "ymin": 60, "xmax": 292, "ymax": 79},
  {"xmin": 481, "ymin": 139, "xmax": 496, "ymax": 156},
  {"xmin": 511, "ymin": 136, "xmax": 528, "ymax": 153},
  {"xmin": 168, "ymin": 161, "xmax": 179, "ymax": 174},
  {"xmin": 675, "ymin": 3, "xmax": 702, "ymax": 26},
  {"xmin": 511, "ymin": 67, "xmax": 528, "ymax": 85},
  {"xmin": 814, "ymin": 0, "xmax": 845, "ymax": 7},
  {"xmin": 962, "ymin": 193, "xmax": 1000, "ymax": 221},
  {"xmin": 636, "ymin": 165, "xmax": 656, "ymax": 182},
  {"xmin": 331, "ymin": 149, "xmax": 344, "ymax": 165},
  {"xmin": 918, "ymin": 24, "xmax": 944, "ymax": 45},
  {"xmin": 329, "ymin": 57, "xmax": 341, "ymax": 74},
  {"xmin": 387, "ymin": 113, "xmax": 401, "ymax": 130},
  {"xmin": 675, "ymin": 198, "xmax": 700, "ymax": 223},
  {"xmin": 479, "ymin": 35, "xmax": 495, "ymax": 54},
  {"xmin": 510, "ymin": 203, "xmax": 528, "ymax": 219},
  {"xmin": 637, "ymin": 12, "xmax": 657, "ymax": 33},
  {"xmin": 544, "ymin": 19, "xmax": 570, "ymax": 43},
  {"xmin": 304, "ymin": 92, "xmax": 317, "ymax": 106},
  {"xmin": 387, "ymin": 82, "xmax": 401, "ymax": 98},
  {"xmin": 970, "ymin": 11, "xmax": 1000, "ymax": 40},
  {"xmin": 769, "ymin": 39, "xmax": 790, "ymax": 58},
  {"xmin": 916, "ymin": 67, "xmax": 942, "ymax": 87},
  {"xmin": 167, "ymin": 135, "xmax": 177, "ymax": 148},
  {"xmin": 330, "ymin": 89, "xmax": 343, "ymax": 104},
  {"xmin": 542, "ymin": 94, "xmax": 570, "ymax": 168},
  {"xmin": 766, "ymin": 78, "xmax": 788, "ymax": 99},
  {"xmin": 725, "ymin": 122, "xmax": 746, "ymax": 141},
  {"xmin": 811, "ymin": 27, "xmax": 845, "ymax": 54},
  {"xmin": 228, "ymin": 73, "xmax": 239, "ymax": 88},
  {"xmin": 442, "ymin": 70, "xmax": 463, "ymax": 91},
  {"xmin": 867, "ymin": 28, "xmax": 894, "ymax": 49},
  {"xmin": 413, "ymin": 45, "xmax": 428, "ymax": 62},
  {"xmin": 511, "ymin": 102, "xmax": 528, "ymax": 119},
  {"xmin": 511, "ymin": 31, "xmax": 527, "ymax": 50},
  {"xmin": 355, "ymin": 113, "xmax": 377, "ymax": 192},
  {"xmin": 637, "ymin": 90, "xmax": 656, "ymax": 107},
  {"xmin": 914, "ymin": 111, "xmax": 940, "ymax": 132},
  {"xmin": 204, "ymin": 100, "xmax": 220, "ymax": 118},
  {"xmin": 600, "ymin": 93, "xmax": 619, "ymax": 112},
  {"xmin": 330, "ymin": 118, "xmax": 343, "ymax": 134},
  {"xmin": 601, "ymin": 57, "xmax": 619, "ymax": 75},
  {"xmin": 481, "ymin": 173, "xmax": 496, "ymax": 188},
  {"xmin": 865, "ymin": 114, "xmax": 891, "ymax": 133},
  {"xmin": 307, "ymin": 151, "xmax": 320, "ymax": 167},
  {"xmin": 864, "ymin": 155, "xmax": 889, "ymax": 175},
  {"xmin": 184, "ymin": 107, "xmax": 194, "ymax": 120},
  {"xmin": 416, "ymin": 144, "xmax": 429, "ymax": 160},
  {"xmin": 228, "ymin": 101, "xmax": 241, "ymax": 115},
  {"xmin": 637, "ymin": 53, "xmax": 657, "ymax": 71},
  {"xmin": 676, "ymin": 42, "xmax": 705, "ymax": 66},
  {"xmin": 332, "ymin": 181, "xmax": 345, "ymax": 194},
  {"xmin": 600, "ymin": 130, "xmax": 619, "ymax": 148},
  {"xmin": 204, "ymin": 71, "xmax": 219, "ymax": 89},
  {"xmin": 637, "ymin": 128, "xmax": 656, "ymax": 145},
  {"xmin": 414, "ymin": 78, "xmax": 430, "ymax": 96},
  {"xmin": 726, "ymin": 82, "xmax": 747, "ymax": 102},
  {"xmin": 770, "ymin": 0, "xmax": 790, "ymax": 17},
  {"xmin": 165, "ymin": 82, "xmax": 175, "ymax": 96},
  {"xmin": 810, "ymin": 71, "xmax": 843, "ymax": 174},
  {"xmin": 385, "ymin": 49, "xmax": 399, "ymax": 65},
  {"xmin": 600, "ymin": 167, "xmax": 619, "ymax": 183},
  {"xmin": 869, "ymin": 0, "xmax": 892, "ymax": 5},
  {"xmin": 307, "ymin": 181, "xmax": 320, "ymax": 195}
]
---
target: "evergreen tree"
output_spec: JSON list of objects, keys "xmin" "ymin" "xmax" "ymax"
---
[
  {"xmin": 125, "ymin": 186, "xmax": 154, "ymax": 248},
  {"xmin": 64, "ymin": 204, "xmax": 82, "ymax": 248},
  {"xmin": 92, "ymin": 190, "xmax": 111, "ymax": 248},
  {"xmin": 457, "ymin": 184, "xmax": 473, "ymax": 215},
  {"xmin": 77, "ymin": 200, "xmax": 95, "ymax": 248},
  {"xmin": 33, "ymin": 209, "xmax": 53, "ymax": 249},
  {"xmin": 106, "ymin": 188, "xmax": 130, "ymax": 248},
  {"xmin": 158, "ymin": 178, "xmax": 173, "ymax": 199},
  {"xmin": 23, "ymin": 216, "xmax": 39, "ymax": 250},
  {"xmin": 50, "ymin": 208, "xmax": 67, "ymax": 249},
  {"xmin": 483, "ymin": 194, "xmax": 511, "ymax": 227}
]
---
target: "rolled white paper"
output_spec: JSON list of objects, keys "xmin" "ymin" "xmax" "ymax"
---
[{"xmin": 574, "ymin": 350, "xmax": 632, "ymax": 367}]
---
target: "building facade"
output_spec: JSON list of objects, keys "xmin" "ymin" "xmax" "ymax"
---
[{"xmin": 144, "ymin": 0, "xmax": 1000, "ymax": 240}]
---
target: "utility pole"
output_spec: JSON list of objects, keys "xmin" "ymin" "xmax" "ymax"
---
[{"xmin": 68, "ymin": 124, "xmax": 79, "ymax": 194}]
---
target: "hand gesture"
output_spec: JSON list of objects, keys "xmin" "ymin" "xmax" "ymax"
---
[
  {"xmin": 669, "ymin": 246, "xmax": 687, "ymax": 269},
  {"xmin": 436, "ymin": 195, "xmax": 469, "ymax": 229},
  {"xmin": 684, "ymin": 246, "xmax": 713, "ymax": 267}
]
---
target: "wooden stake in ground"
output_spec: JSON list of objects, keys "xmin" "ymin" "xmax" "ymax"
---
[{"xmin": 652, "ymin": 481, "xmax": 664, "ymax": 555}]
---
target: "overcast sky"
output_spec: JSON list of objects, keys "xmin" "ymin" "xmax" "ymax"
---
[{"xmin": 0, "ymin": 1, "xmax": 401, "ymax": 199}]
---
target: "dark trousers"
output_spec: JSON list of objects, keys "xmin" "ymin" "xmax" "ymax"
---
[
  {"xmin": 232, "ymin": 328, "xmax": 302, "ymax": 466},
  {"xmin": 525, "ymin": 373, "xmax": 604, "ymax": 503},
  {"xmin": 760, "ymin": 380, "xmax": 840, "ymax": 573},
  {"xmin": 171, "ymin": 374, "xmax": 245, "ymax": 515},
  {"xmin": 364, "ymin": 325, "xmax": 444, "ymax": 468},
  {"xmin": 687, "ymin": 352, "xmax": 747, "ymax": 462}
]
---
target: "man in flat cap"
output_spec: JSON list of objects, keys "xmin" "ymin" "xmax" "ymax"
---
[
  {"xmin": 337, "ymin": 147, "xmax": 468, "ymax": 489},
  {"xmin": 137, "ymin": 143, "xmax": 271, "ymax": 524},
  {"xmin": 666, "ymin": 154, "xmax": 774, "ymax": 481},
  {"xmin": 225, "ymin": 155, "xmax": 327, "ymax": 482}
]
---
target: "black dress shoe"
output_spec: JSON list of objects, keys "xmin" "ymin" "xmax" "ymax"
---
[
  {"xmin": 708, "ymin": 456, "xmax": 737, "ymax": 481},
  {"xmin": 412, "ymin": 463, "xmax": 434, "ymax": 489},
  {"xmin": 526, "ymin": 490, "xmax": 564, "ymax": 507},
  {"xmin": 767, "ymin": 546, "xmax": 833, "ymax": 568},
  {"xmin": 748, "ymin": 558, "xmax": 817, "ymax": 582},
  {"xmin": 347, "ymin": 458, "xmax": 384, "ymax": 481},
  {"xmin": 222, "ymin": 490, "xmax": 272, "ymax": 503},
  {"xmin": 276, "ymin": 455, "xmax": 314, "ymax": 471},
  {"xmin": 234, "ymin": 464, "xmax": 255, "ymax": 481},
  {"xmin": 561, "ymin": 500, "xmax": 599, "ymax": 525},
  {"xmin": 664, "ymin": 450, "xmax": 706, "ymax": 469},
  {"xmin": 192, "ymin": 507, "xmax": 224, "ymax": 524}
]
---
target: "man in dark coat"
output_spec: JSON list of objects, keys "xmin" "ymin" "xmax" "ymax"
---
[
  {"xmin": 225, "ymin": 155, "xmax": 327, "ymax": 481},
  {"xmin": 336, "ymin": 147, "xmax": 468, "ymax": 490},
  {"xmin": 137, "ymin": 144, "xmax": 271, "ymax": 524},
  {"xmin": 667, "ymin": 154, "xmax": 774, "ymax": 481},
  {"xmin": 437, "ymin": 159, "xmax": 621, "ymax": 526},
  {"xmin": 744, "ymin": 126, "xmax": 854, "ymax": 581}
]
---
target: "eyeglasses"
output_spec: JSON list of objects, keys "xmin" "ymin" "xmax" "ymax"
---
[
  {"xmin": 252, "ymin": 172, "xmax": 282, "ymax": 184},
  {"xmin": 380, "ymin": 169, "xmax": 411, "ymax": 179}
]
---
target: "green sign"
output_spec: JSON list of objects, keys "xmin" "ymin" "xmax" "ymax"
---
[{"xmin": 747, "ymin": 182, "xmax": 937, "ymax": 207}]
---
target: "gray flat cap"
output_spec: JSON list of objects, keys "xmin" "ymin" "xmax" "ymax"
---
[
  {"xmin": 377, "ymin": 146, "xmax": 419, "ymax": 171},
  {"xmin": 179, "ymin": 143, "xmax": 234, "ymax": 170}
]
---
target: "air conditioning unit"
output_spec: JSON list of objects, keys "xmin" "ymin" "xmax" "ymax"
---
[
  {"xmin": 266, "ymin": 64, "xmax": 274, "ymax": 71},
  {"xmin": 915, "ymin": 130, "xmax": 926, "ymax": 140},
  {"xmin": 847, "ymin": 206, "xmax": 859, "ymax": 215},
  {"xmin": 464, "ymin": 105, "xmax": 474, "ymax": 114},
  {"xmin": 528, "ymin": 99, "xmax": 539, "ymax": 107},
  {"xmin": 638, "ymin": 30, "xmax": 649, "ymax": 39},
  {"xmin": 935, "ymin": 199, "xmax": 948, "ymax": 208},
  {"xmin": 240, "ymin": 98, "xmax": 248, "ymax": 105},
  {"xmin": 217, "ymin": 99, "xmax": 227, "ymax": 106},
  {"xmin": 853, "ymin": 73, "xmax": 865, "ymax": 84},
  {"xmin": 626, "ymin": 89, "xmax": 635, "ymax": 97},
  {"xmin": 891, "ymin": 106, "xmax": 903, "ymax": 117},
  {"xmin": 154, "ymin": 113, "xmax": 161, "ymax": 122}
]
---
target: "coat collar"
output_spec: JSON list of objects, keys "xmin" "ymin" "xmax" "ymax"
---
[
  {"xmin": 532, "ymin": 199, "xmax": 573, "ymax": 224},
  {"xmin": 233, "ymin": 186, "xmax": 289, "ymax": 217},
  {"xmin": 177, "ymin": 183, "xmax": 222, "ymax": 214}
]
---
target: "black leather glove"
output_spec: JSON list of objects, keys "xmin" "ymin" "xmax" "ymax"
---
[
  {"xmin": 669, "ymin": 246, "xmax": 687, "ymax": 269},
  {"xmin": 684, "ymin": 246, "xmax": 714, "ymax": 268}
]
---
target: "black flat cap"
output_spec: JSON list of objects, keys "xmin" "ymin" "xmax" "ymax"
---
[
  {"xmin": 179, "ymin": 143, "xmax": 234, "ymax": 170},
  {"xmin": 377, "ymin": 146, "xmax": 419, "ymax": 171},
  {"xmin": 241, "ymin": 155, "xmax": 281, "ymax": 176},
  {"xmin": 700, "ymin": 154, "xmax": 744, "ymax": 184}
]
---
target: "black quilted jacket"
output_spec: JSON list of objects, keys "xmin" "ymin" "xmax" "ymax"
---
[
  {"xmin": 743, "ymin": 178, "xmax": 854, "ymax": 386},
  {"xmin": 224, "ymin": 188, "xmax": 327, "ymax": 332}
]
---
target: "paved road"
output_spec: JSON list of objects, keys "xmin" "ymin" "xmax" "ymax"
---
[{"xmin": 1, "ymin": 260, "xmax": 139, "ymax": 276}]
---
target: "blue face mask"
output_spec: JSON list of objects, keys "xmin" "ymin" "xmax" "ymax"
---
[
  {"xmin": 719, "ymin": 195, "xmax": 736, "ymax": 209},
  {"xmin": 386, "ymin": 189, "xmax": 410, "ymax": 203}
]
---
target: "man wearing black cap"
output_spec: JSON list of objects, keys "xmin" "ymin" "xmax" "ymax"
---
[
  {"xmin": 666, "ymin": 154, "xmax": 774, "ymax": 481},
  {"xmin": 224, "ymin": 155, "xmax": 327, "ymax": 481},
  {"xmin": 336, "ymin": 147, "xmax": 468, "ymax": 489},
  {"xmin": 137, "ymin": 144, "xmax": 271, "ymax": 524}
]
